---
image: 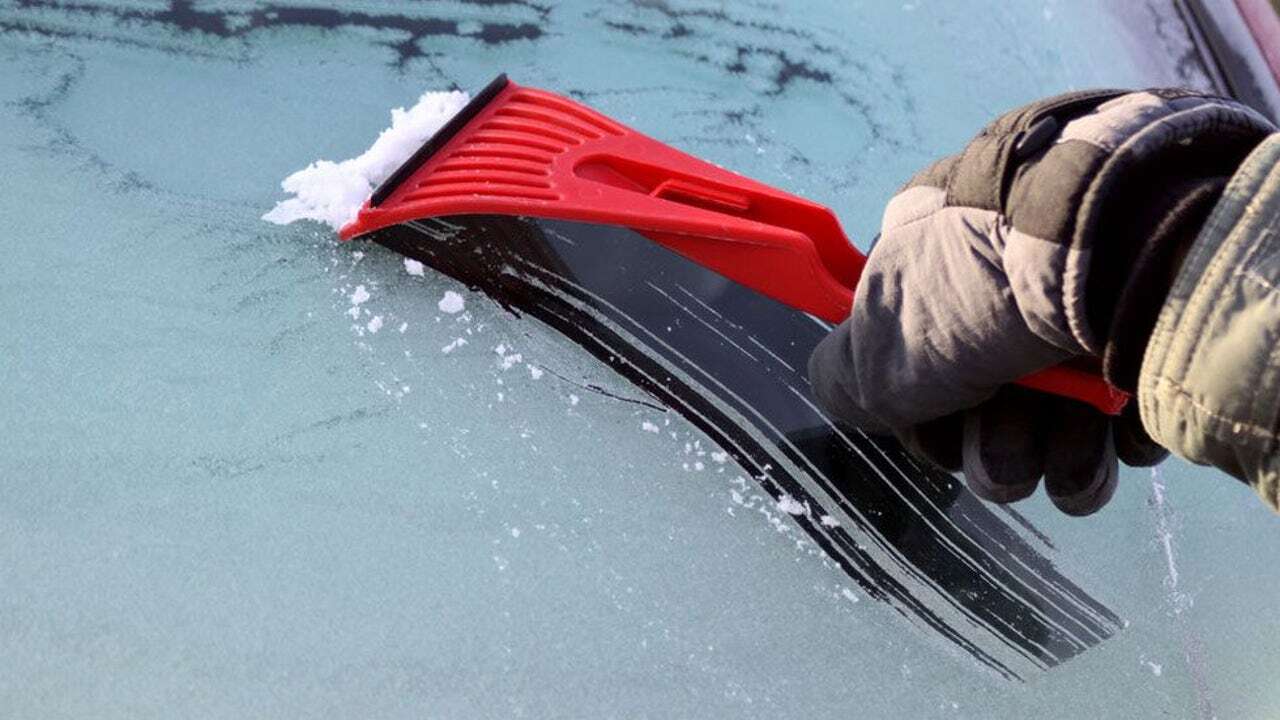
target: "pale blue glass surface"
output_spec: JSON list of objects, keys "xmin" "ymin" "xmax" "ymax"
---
[{"xmin": 1, "ymin": 1, "xmax": 1277, "ymax": 717}]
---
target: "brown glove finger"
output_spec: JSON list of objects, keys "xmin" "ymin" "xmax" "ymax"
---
[
  {"xmin": 1113, "ymin": 401, "xmax": 1170, "ymax": 468},
  {"xmin": 898, "ymin": 412, "xmax": 963, "ymax": 473},
  {"xmin": 961, "ymin": 387, "xmax": 1046, "ymax": 504},
  {"xmin": 1043, "ymin": 398, "xmax": 1119, "ymax": 516},
  {"xmin": 807, "ymin": 320, "xmax": 892, "ymax": 435}
]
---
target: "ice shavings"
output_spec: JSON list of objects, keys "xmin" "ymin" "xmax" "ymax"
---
[
  {"xmin": 776, "ymin": 495, "xmax": 807, "ymax": 516},
  {"xmin": 724, "ymin": 475, "xmax": 825, "ymax": 561},
  {"xmin": 403, "ymin": 258, "xmax": 426, "ymax": 276},
  {"xmin": 346, "ymin": 284, "xmax": 372, "ymax": 318},
  {"xmin": 493, "ymin": 345, "xmax": 523, "ymax": 370},
  {"xmin": 262, "ymin": 89, "xmax": 470, "ymax": 230},
  {"xmin": 366, "ymin": 315, "xmax": 383, "ymax": 333},
  {"xmin": 438, "ymin": 290, "xmax": 465, "ymax": 314}
]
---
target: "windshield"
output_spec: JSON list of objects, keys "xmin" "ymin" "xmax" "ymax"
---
[{"xmin": 2, "ymin": 1, "xmax": 1277, "ymax": 717}]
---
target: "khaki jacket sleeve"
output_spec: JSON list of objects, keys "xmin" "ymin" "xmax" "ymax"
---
[{"xmin": 1140, "ymin": 133, "xmax": 1280, "ymax": 510}]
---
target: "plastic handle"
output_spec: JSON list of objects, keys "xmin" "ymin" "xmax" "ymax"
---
[
  {"xmin": 621, "ymin": 180, "xmax": 1130, "ymax": 416},
  {"xmin": 1015, "ymin": 365, "xmax": 1128, "ymax": 416}
]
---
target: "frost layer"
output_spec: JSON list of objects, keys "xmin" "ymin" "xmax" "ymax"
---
[{"xmin": 263, "ymin": 90, "xmax": 470, "ymax": 231}]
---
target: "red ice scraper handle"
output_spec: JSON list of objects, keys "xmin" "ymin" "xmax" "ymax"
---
[{"xmin": 341, "ymin": 75, "xmax": 1129, "ymax": 416}]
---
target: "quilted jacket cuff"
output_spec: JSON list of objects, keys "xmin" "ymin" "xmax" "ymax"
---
[{"xmin": 1139, "ymin": 133, "xmax": 1280, "ymax": 511}]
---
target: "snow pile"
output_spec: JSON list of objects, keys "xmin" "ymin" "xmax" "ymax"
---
[
  {"xmin": 438, "ymin": 290, "xmax": 465, "ymax": 314},
  {"xmin": 776, "ymin": 495, "xmax": 807, "ymax": 516},
  {"xmin": 263, "ymin": 89, "xmax": 470, "ymax": 231}
]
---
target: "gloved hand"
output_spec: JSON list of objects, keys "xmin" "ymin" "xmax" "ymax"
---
[{"xmin": 809, "ymin": 89, "xmax": 1274, "ymax": 515}]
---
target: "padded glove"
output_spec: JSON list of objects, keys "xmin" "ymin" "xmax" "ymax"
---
[{"xmin": 809, "ymin": 89, "xmax": 1274, "ymax": 515}]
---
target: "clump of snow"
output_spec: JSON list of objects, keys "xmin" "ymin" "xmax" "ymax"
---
[
  {"xmin": 641, "ymin": 421, "xmax": 660, "ymax": 433},
  {"xmin": 404, "ymin": 258, "xmax": 426, "ymax": 276},
  {"xmin": 776, "ymin": 495, "xmax": 807, "ymax": 516},
  {"xmin": 442, "ymin": 338, "xmax": 467, "ymax": 353},
  {"xmin": 528, "ymin": 366, "xmax": 544, "ymax": 380},
  {"xmin": 493, "ymin": 345, "xmax": 523, "ymax": 370},
  {"xmin": 438, "ymin": 290, "xmax": 465, "ymax": 314},
  {"xmin": 262, "ymin": 89, "xmax": 470, "ymax": 230},
  {"xmin": 366, "ymin": 315, "xmax": 383, "ymax": 333},
  {"xmin": 349, "ymin": 285, "xmax": 371, "ymax": 305}
]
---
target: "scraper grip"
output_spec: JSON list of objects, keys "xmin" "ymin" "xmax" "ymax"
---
[
  {"xmin": 634, "ymin": 180, "xmax": 1129, "ymax": 416},
  {"xmin": 342, "ymin": 75, "xmax": 1128, "ymax": 416}
]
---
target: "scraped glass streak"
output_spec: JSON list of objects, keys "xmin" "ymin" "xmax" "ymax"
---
[
  {"xmin": 370, "ymin": 215, "xmax": 1124, "ymax": 680},
  {"xmin": 5, "ymin": 0, "xmax": 1280, "ymax": 718}
]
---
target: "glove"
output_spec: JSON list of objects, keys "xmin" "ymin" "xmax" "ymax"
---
[{"xmin": 809, "ymin": 89, "xmax": 1274, "ymax": 515}]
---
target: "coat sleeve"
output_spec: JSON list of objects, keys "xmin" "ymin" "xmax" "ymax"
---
[{"xmin": 1139, "ymin": 133, "xmax": 1280, "ymax": 511}]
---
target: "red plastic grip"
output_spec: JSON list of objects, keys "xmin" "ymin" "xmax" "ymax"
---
[{"xmin": 341, "ymin": 78, "xmax": 1129, "ymax": 416}]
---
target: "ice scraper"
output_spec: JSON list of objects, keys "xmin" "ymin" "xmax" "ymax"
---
[{"xmin": 340, "ymin": 74, "xmax": 1127, "ymax": 415}]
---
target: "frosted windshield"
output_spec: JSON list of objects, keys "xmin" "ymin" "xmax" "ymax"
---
[{"xmin": 1, "ymin": 1, "xmax": 1277, "ymax": 717}]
